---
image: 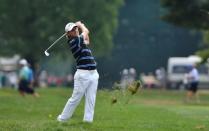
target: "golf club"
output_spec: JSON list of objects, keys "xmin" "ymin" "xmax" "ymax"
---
[{"xmin": 44, "ymin": 33, "xmax": 66, "ymax": 56}]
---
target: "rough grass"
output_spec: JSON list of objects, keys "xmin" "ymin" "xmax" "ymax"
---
[{"xmin": 0, "ymin": 88, "xmax": 209, "ymax": 131}]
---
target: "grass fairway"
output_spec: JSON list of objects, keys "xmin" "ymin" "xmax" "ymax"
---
[{"xmin": 0, "ymin": 88, "xmax": 209, "ymax": 131}]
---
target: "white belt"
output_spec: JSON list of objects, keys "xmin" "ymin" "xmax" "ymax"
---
[{"xmin": 77, "ymin": 69, "xmax": 97, "ymax": 73}]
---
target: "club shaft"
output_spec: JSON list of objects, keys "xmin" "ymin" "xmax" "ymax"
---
[{"xmin": 45, "ymin": 33, "xmax": 66, "ymax": 52}]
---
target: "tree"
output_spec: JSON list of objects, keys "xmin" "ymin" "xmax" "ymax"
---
[
  {"xmin": 160, "ymin": 0, "xmax": 209, "ymax": 62},
  {"xmin": 0, "ymin": 0, "xmax": 124, "ymax": 62},
  {"xmin": 196, "ymin": 31, "xmax": 209, "ymax": 62},
  {"xmin": 160, "ymin": 0, "xmax": 209, "ymax": 29}
]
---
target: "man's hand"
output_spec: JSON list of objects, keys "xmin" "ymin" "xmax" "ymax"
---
[{"xmin": 75, "ymin": 21, "xmax": 82, "ymax": 27}]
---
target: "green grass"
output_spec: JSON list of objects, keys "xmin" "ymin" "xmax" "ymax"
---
[{"xmin": 0, "ymin": 88, "xmax": 209, "ymax": 131}]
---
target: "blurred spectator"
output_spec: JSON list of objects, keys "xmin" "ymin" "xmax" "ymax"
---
[
  {"xmin": 141, "ymin": 73, "xmax": 160, "ymax": 88},
  {"xmin": 56, "ymin": 77, "xmax": 63, "ymax": 87},
  {"xmin": 7, "ymin": 72, "xmax": 18, "ymax": 89},
  {"xmin": 120, "ymin": 68, "xmax": 129, "ymax": 90},
  {"xmin": 47, "ymin": 75, "xmax": 57, "ymax": 87},
  {"xmin": 39, "ymin": 70, "xmax": 48, "ymax": 87},
  {"xmin": 128, "ymin": 67, "xmax": 137, "ymax": 84},
  {"xmin": 155, "ymin": 67, "xmax": 166, "ymax": 88},
  {"xmin": 18, "ymin": 59, "xmax": 39, "ymax": 97},
  {"xmin": 186, "ymin": 64, "xmax": 199, "ymax": 103},
  {"xmin": 66, "ymin": 74, "xmax": 73, "ymax": 87}
]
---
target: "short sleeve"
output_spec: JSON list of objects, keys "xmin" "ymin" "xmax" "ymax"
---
[{"xmin": 19, "ymin": 68, "xmax": 27, "ymax": 80}]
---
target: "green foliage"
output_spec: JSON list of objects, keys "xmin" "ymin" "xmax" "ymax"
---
[
  {"xmin": 195, "ymin": 31, "xmax": 209, "ymax": 62},
  {"xmin": 0, "ymin": 0, "xmax": 124, "ymax": 60},
  {"xmin": 203, "ymin": 31, "xmax": 209, "ymax": 45},
  {"xmin": 0, "ymin": 88, "xmax": 209, "ymax": 130},
  {"xmin": 196, "ymin": 48, "xmax": 209, "ymax": 63},
  {"xmin": 160, "ymin": 0, "xmax": 209, "ymax": 61},
  {"xmin": 160, "ymin": 0, "xmax": 209, "ymax": 29}
]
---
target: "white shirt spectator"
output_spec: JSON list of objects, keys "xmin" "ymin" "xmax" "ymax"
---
[{"xmin": 188, "ymin": 68, "xmax": 199, "ymax": 82}]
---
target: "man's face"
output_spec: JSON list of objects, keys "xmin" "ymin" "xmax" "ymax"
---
[{"xmin": 67, "ymin": 26, "xmax": 79, "ymax": 38}]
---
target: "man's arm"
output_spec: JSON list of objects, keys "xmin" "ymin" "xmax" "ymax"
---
[{"xmin": 75, "ymin": 21, "xmax": 90, "ymax": 45}]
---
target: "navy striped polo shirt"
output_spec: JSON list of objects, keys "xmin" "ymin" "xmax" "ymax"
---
[{"xmin": 68, "ymin": 34, "xmax": 97, "ymax": 70}]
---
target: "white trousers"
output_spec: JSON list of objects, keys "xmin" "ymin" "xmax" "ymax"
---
[{"xmin": 58, "ymin": 69, "xmax": 99, "ymax": 122}]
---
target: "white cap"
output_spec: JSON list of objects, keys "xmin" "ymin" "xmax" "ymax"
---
[
  {"xmin": 65, "ymin": 22, "xmax": 77, "ymax": 32},
  {"xmin": 19, "ymin": 59, "xmax": 28, "ymax": 66}
]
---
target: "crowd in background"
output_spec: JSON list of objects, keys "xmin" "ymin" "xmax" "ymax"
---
[
  {"xmin": 0, "ymin": 69, "xmax": 73, "ymax": 89},
  {"xmin": 120, "ymin": 68, "xmax": 137, "ymax": 90},
  {"xmin": 0, "ymin": 64, "xmax": 200, "ymax": 93},
  {"xmin": 119, "ymin": 67, "xmax": 167, "ymax": 89}
]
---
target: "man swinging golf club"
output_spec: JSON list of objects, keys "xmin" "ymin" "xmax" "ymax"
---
[{"xmin": 57, "ymin": 21, "xmax": 99, "ymax": 123}]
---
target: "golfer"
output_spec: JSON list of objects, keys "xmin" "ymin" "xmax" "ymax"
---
[{"xmin": 57, "ymin": 21, "xmax": 99, "ymax": 123}]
